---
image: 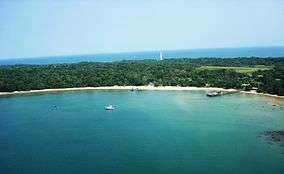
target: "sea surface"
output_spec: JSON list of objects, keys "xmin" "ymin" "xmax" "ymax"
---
[
  {"xmin": 0, "ymin": 90, "xmax": 284, "ymax": 174},
  {"xmin": 0, "ymin": 46, "xmax": 284, "ymax": 65}
]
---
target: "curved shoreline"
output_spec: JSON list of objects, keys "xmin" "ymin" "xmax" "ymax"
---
[
  {"xmin": 239, "ymin": 91, "xmax": 284, "ymax": 99},
  {"xmin": 0, "ymin": 86, "xmax": 283, "ymax": 99}
]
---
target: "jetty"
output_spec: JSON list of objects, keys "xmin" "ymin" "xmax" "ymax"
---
[{"xmin": 206, "ymin": 90, "xmax": 239, "ymax": 97}]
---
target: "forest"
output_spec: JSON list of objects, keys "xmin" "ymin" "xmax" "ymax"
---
[{"xmin": 0, "ymin": 57, "xmax": 283, "ymax": 95}]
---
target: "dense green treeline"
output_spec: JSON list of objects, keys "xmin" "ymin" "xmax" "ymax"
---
[{"xmin": 0, "ymin": 58, "xmax": 283, "ymax": 95}]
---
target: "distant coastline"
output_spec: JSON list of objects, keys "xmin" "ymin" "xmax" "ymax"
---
[
  {"xmin": 1, "ymin": 46, "xmax": 284, "ymax": 65},
  {"xmin": 0, "ymin": 86, "xmax": 283, "ymax": 99}
]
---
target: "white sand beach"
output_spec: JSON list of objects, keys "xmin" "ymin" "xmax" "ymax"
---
[
  {"xmin": 0, "ymin": 85, "xmax": 283, "ymax": 98},
  {"xmin": 240, "ymin": 90, "xmax": 284, "ymax": 99},
  {"xmin": 0, "ymin": 86, "xmax": 234, "ymax": 95}
]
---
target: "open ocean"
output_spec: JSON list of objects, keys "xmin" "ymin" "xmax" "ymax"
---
[
  {"xmin": 0, "ymin": 47, "xmax": 284, "ymax": 65},
  {"xmin": 0, "ymin": 90, "xmax": 284, "ymax": 174}
]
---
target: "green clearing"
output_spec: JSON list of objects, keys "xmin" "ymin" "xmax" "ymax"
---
[{"xmin": 197, "ymin": 65, "xmax": 272, "ymax": 73}]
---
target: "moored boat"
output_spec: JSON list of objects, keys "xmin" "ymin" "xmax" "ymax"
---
[
  {"xmin": 105, "ymin": 104, "xmax": 115, "ymax": 110},
  {"xmin": 206, "ymin": 91, "xmax": 222, "ymax": 97}
]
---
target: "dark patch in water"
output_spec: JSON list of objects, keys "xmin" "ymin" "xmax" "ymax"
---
[
  {"xmin": 264, "ymin": 131, "xmax": 284, "ymax": 142},
  {"xmin": 261, "ymin": 131, "xmax": 284, "ymax": 146},
  {"xmin": 260, "ymin": 131, "xmax": 284, "ymax": 155}
]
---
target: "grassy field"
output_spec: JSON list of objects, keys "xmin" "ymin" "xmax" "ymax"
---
[{"xmin": 197, "ymin": 65, "xmax": 272, "ymax": 73}]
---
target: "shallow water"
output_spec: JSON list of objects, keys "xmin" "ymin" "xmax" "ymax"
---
[{"xmin": 0, "ymin": 90, "xmax": 284, "ymax": 174}]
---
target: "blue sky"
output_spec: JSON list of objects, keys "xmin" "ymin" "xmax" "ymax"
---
[{"xmin": 0, "ymin": 0, "xmax": 283, "ymax": 59}]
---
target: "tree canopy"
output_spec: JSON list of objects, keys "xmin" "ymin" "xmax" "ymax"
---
[{"xmin": 0, "ymin": 58, "xmax": 283, "ymax": 95}]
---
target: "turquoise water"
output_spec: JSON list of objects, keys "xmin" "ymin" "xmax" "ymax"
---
[
  {"xmin": 0, "ymin": 46, "xmax": 284, "ymax": 65},
  {"xmin": 0, "ymin": 90, "xmax": 284, "ymax": 174}
]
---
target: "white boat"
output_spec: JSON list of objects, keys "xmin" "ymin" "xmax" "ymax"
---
[{"xmin": 105, "ymin": 104, "xmax": 115, "ymax": 110}]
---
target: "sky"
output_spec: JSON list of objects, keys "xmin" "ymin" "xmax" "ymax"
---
[{"xmin": 0, "ymin": 0, "xmax": 284, "ymax": 59}]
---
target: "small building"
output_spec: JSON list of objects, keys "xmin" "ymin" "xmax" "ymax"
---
[
  {"xmin": 148, "ymin": 82, "xmax": 154, "ymax": 86},
  {"xmin": 241, "ymin": 83, "xmax": 250, "ymax": 87}
]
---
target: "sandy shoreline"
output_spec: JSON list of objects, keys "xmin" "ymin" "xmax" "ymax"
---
[
  {"xmin": 0, "ymin": 86, "xmax": 283, "ymax": 98},
  {"xmin": 239, "ymin": 90, "xmax": 284, "ymax": 99}
]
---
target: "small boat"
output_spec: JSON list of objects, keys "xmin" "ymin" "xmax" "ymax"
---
[
  {"xmin": 206, "ymin": 91, "xmax": 222, "ymax": 97},
  {"xmin": 105, "ymin": 104, "xmax": 115, "ymax": 110}
]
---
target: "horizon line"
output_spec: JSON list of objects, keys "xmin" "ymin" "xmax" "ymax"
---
[{"xmin": 1, "ymin": 45, "xmax": 284, "ymax": 61}]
